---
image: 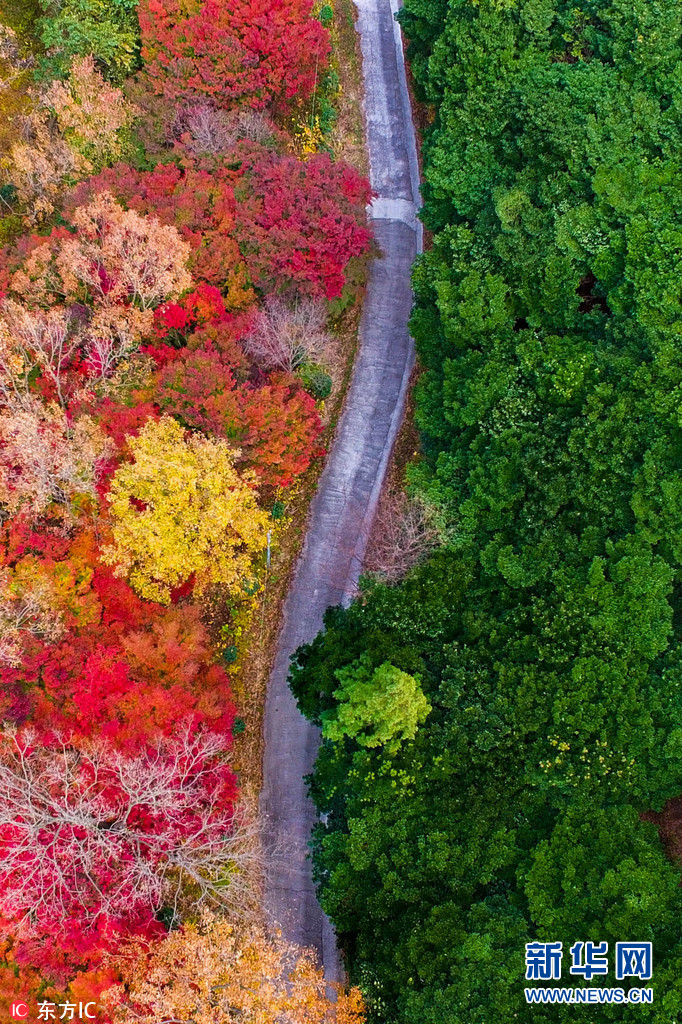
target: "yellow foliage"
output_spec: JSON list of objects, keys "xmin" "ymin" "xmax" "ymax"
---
[
  {"xmin": 103, "ymin": 910, "xmax": 366, "ymax": 1024},
  {"xmin": 103, "ymin": 417, "xmax": 270, "ymax": 605},
  {"xmin": 294, "ymin": 115, "xmax": 325, "ymax": 156}
]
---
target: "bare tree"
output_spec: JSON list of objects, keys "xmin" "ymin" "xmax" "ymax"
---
[
  {"xmin": 364, "ymin": 490, "xmax": 444, "ymax": 584},
  {"xmin": 170, "ymin": 103, "xmax": 275, "ymax": 155},
  {"xmin": 0, "ymin": 568, "xmax": 64, "ymax": 667},
  {"xmin": 83, "ymin": 307, "xmax": 153, "ymax": 382},
  {"xmin": 171, "ymin": 102, "xmax": 239, "ymax": 155},
  {"xmin": 233, "ymin": 108, "xmax": 275, "ymax": 144},
  {"xmin": 0, "ymin": 723, "xmax": 259, "ymax": 937},
  {"xmin": 243, "ymin": 296, "xmax": 332, "ymax": 372},
  {"xmin": 0, "ymin": 300, "xmax": 82, "ymax": 408}
]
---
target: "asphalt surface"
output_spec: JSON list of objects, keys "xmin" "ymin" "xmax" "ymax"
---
[{"xmin": 260, "ymin": 0, "xmax": 422, "ymax": 980}]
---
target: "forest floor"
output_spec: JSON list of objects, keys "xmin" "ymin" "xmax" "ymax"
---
[{"xmin": 259, "ymin": 0, "xmax": 422, "ymax": 979}]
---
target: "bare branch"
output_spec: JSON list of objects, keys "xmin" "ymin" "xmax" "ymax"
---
[
  {"xmin": 243, "ymin": 296, "xmax": 332, "ymax": 373},
  {"xmin": 364, "ymin": 490, "xmax": 444, "ymax": 584},
  {"xmin": 0, "ymin": 723, "xmax": 260, "ymax": 938}
]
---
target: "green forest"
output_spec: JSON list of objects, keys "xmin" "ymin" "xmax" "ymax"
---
[{"xmin": 291, "ymin": 0, "xmax": 682, "ymax": 1019}]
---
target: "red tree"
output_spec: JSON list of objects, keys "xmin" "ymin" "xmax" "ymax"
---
[
  {"xmin": 234, "ymin": 150, "xmax": 372, "ymax": 299},
  {"xmin": 0, "ymin": 725, "xmax": 241, "ymax": 938},
  {"xmin": 138, "ymin": 0, "xmax": 330, "ymax": 114}
]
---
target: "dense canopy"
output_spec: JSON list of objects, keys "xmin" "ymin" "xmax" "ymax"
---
[{"xmin": 291, "ymin": 1, "xmax": 682, "ymax": 1020}]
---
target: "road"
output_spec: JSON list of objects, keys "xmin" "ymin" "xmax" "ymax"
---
[{"xmin": 260, "ymin": 0, "xmax": 422, "ymax": 980}]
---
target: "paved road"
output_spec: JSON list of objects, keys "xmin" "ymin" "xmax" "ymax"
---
[{"xmin": 260, "ymin": 0, "xmax": 422, "ymax": 980}]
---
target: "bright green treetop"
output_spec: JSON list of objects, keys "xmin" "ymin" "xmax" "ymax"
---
[{"xmin": 322, "ymin": 657, "xmax": 431, "ymax": 754}]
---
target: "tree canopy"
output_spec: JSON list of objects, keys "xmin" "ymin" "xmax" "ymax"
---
[{"xmin": 291, "ymin": 0, "xmax": 682, "ymax": 1019}]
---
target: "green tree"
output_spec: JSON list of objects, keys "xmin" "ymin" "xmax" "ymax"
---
[
  {"xmin": 36, "ymin": 0, "xmax": 140, "ymax": 81},
  {"xmin": 321, "ymin": 658, "xmax": 431, "ymax": 753},
  {"xmin": 290, "ymin": 0, "xmax": 682, "ymax": 1019}
]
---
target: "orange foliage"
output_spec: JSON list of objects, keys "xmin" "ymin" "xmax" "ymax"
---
[{"xmin": 104, "ymin": 911, "xmax": 365, "ymax": 1024}]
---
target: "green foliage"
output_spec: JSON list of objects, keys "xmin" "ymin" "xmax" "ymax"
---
[
  {"xmin": 1, "ymin": 0, "xmax": 42, "ymax": 45},
  {"xmin": 321, "ymin": 658, "xmax": 431, "ymax": 753},
  {"xmin": 318, "ymin": 4, "xmax": 334, "ymax": 29},
  {"xmin": 291, "ymin": 0, "xmax": 682, "ymax": 1019},
  {"xmin": 36, "ymin": 0, "xmax": 140, "ymax": 81},
  {"xmin": 297, "ymin": 362, "xmax": 333, "ymax": 400}
]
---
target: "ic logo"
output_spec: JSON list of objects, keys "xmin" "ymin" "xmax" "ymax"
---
[{"xmin": 10, "ymin": 1004, "xmax": 29, "ymax": 1019}]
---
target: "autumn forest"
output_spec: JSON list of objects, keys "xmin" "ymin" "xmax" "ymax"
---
[{"xmin": 0, "ymin": 0, "xmax": 369, "ymax": 1019}]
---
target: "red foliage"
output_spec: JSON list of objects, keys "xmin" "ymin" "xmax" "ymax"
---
[
  {"xmin": 92, "ymin": 399, "xmax": 159, "ymax": 450},
  {"xmin": 240, "ymin": 375, "xmax": 325, "ymax": 485},
  {"xmin": 153, "ymin": 282, "xmax": 227, "ymax": 341},
  {"xmin": 234, "ymin": 150, "xmax": 372, "ymax": 299},
  {"xmin": 66, "ymin": 161, "xmax": 254, "ymax": 306},
  {"xmin": 67, "ymin": 145, "xmax": 371, "ymax": 301},
  {"xmin": 138, "ymin": 0, "xmax": 330, "ymax": 115},
  {"xmin": 155, "ymin": 346, "xmax": 323, "ymax": 485},
  {"xmin": 0, "ymin": 536, "xmax": 237, "ymax": 751}
]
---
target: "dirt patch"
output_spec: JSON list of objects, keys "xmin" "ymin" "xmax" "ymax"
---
[
  {"xmin": 643, "ymin": 799, "xmax": 682, "ymax": 867},
  {"xmin": 363, "ymin": 364, "xmax": 422, "ymax": 571},
  {"xmin": 331, "ymin": 0, "xmax": 369, "ymax": 177}
]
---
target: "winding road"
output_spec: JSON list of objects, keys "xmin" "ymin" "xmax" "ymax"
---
[{"xmin": 260, "ymin": 0, "xmax": 422, "ymax": 980}]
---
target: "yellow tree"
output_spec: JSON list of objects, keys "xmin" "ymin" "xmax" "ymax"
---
[
  {"xmin": 103, "ymin": 910, "xmax": 366, "ymax": 1024},
  {"xmin": 103, "ymin": 417, "xmax": 269, "ymax": 604}
]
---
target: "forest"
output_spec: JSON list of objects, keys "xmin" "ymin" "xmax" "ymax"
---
[
  {"xmin": 0, "ymin": 0, "xmax": 369, "ymax": 1019},
  {"xmin": 291, "ymin": 0, "xmax": 682, "ymax": 1021}
]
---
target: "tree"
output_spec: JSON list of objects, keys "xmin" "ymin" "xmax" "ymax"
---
[
  {"xmin": 35, "ymin": 0, "xmax": 141, "ymax": 82},
  {"xmin": 322, "ymin": 658, "xmax": 431, "ymax": 754},
  {"xmin": 11, "ymin": 192, "xmax": 191, "ymax": 312},
  {"xmin": 523, "ymin": 803, "xmax": 682, "ymax": 946},
  {"xmin": 154, "ymin": 347, "xmax": 324, "ymax": 486},
  {"xmin": 138, "ymin": 0, "xmax": 330, "ymax": 115},
  {"xmin": 3, "ymin": 115, "xmax": 78, "ymax": 224},
  {"xmin": 44, "ymin": 55, "xmax": 138, "ymax": 172},
  {"xmin": 0, "ymin": 724, "xmax": 248, "ymax": 938},
  {"xmin": 0, "ymin": 400, "xmax": 113, "ymax": 520},
  {"xmin": 59, "ymin": 192, "xmax": 192, "ymax": 311},
  {"xmin": 234, "ymin": 150, "xmax": 372, "ymax": 300},
  {"xmin": 2, "ymin": 57, "xmax": 137, "ymax": 224},
  {"xmin": 103, "ymin": 416, "xmax": 269, "ymax": 603},
  {"xmin": 171, "ymin": 104, "xmax": 275, "ymax": 155},
  {"xmin": 0, "ymin": 565, "xmax": 63, "ymax": 667},
  {"xmin": 363, "ymin": 490, "xmax": 444, "ymax": 584},
  {"xmin": 0, "ymin": 301, "xmax": 82, "ymax": 408},
  {"xmin": 243, "ymin": 296, "xmax": 331, "ymax": 372},
  {"xmin": 104, "ymin": 910, "xmax": 366, "ymax": 1024}
]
